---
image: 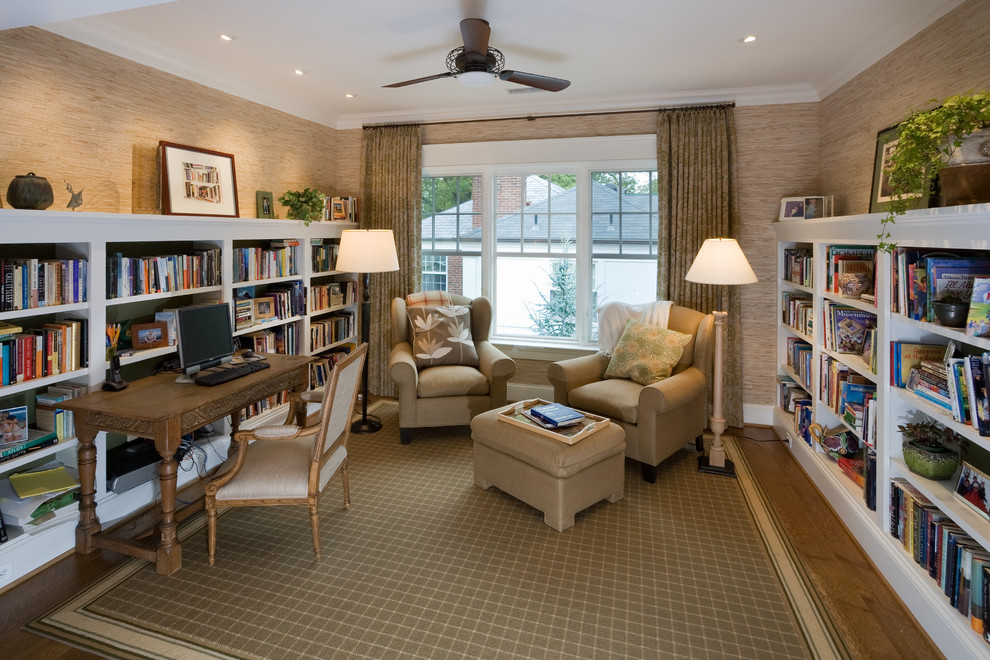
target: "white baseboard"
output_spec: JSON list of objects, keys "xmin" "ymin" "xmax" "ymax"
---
[{"xmin": 744, "ymin": 403, "xmax": 774, "ymax": 427}]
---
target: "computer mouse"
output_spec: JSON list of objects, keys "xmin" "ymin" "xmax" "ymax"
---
[{"xmin": 243, "ymin": 350, "xmax": 258, "ymax": 359}]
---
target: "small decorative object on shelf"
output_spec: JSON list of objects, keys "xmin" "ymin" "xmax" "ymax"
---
[
  {"xmin": 809, "ymin": 423, "xmax": 861, "ymax": 460},
  {"xmin": 932, "ymin": 293, "xmax": 970, "ymax": 328},
  {"xmin": 278, "ymin": 188, "xmax": 325, "ymax": 226},
  {"xmin": 64, "ymin": 180, "xmax": 83, "ymax": 210},
  {"xmin": 898, "ymin": 419, "xmax": 966, "ymax": 480},
  {"xmin": 256, "ymin": 190, "xmax": 274, "ymax": 219},
  {"xmin": 6, "ymin": 172, "xmax": 54, "ymax": 209},
  {"xmin": 838, "ymin": 272, "xmax": 872, "ymax": 299}
]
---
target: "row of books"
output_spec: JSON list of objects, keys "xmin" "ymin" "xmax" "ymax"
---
[
  {"xmin": 310, "ymin": 348, "xmax": 352, "ymax": 389},
  {"xmin": 233, "ymin": 241, "xmax": 299, "ymax": 283},
  {"xmin": 782, "ymin": 247, "xmax": 812, "ymax": 288},
  {"xmin": 784, "ymin": 337, "xmax": 813, "ymax": 389},
  {"xmin": 890, "ymin": 478, "xmax": 990, "ymax": 638},
  {"xmin": 0, "ymin": 319, "xmax": 87, "ymax": 386},
  {"xmin": 904, "ymin": 344, "xmax": 990, "ymax": 436},
  {"xmin": 823, "ymin": 244, "xmax": 875, "ymax": 296},
  {"xmin": 1, "ymin": 257, "xmax": 88, "ymax": 311},
  {"xmin": 311, "ymin": 240, "xmax": 340, "ymax": 273},
  {"xmin": 777, "ymin": 375, "xmax": 809, "ymax": 414},
  {"xmin": 243, "ymin": 323, "xmax": 297, "ymax": 355},
  {"xmin": 311, "ymin": 313, "xmax": 355, "ymax": 351},
  {"xmin": 237, "ymin": 390, "xmax": 290, "ymax": 424},
  {"xmin": 310, "ymin": 281, "xmax": 357, "ymax": 313},
  {"xmin": 106, "ymin": 249, "xmax": 222, "ymax": 300},
  {"xmin": 327, "ymin": 196, "xmax": 357, "ymax": 222},
  {"xmin": 820, "ymin": 354, "xmax": 878, "ymax": 447},
  {"xmin": 781, "ymin": 291, "xmax": 813, "ymax": 337},
  {"xmin": 891, "ymin": 248, "xmax": 990, "ymax": 325},
  {"xmin": 35, "ymin": 382, "xmax": 87, "ymax": 441},
  {"xmin": 822, "ymin": 300, "xmax": 876, "ymax": 369}
]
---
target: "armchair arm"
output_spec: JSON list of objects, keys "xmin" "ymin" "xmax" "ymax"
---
[
  {"xmin": 388, "ymin": 342, "xmax": 418, "ymax": 389},
  {"xmin": 546, "ymin": 353, "xmax": 609, "ymax": 405},
  {"xmin": 205, "ymin": 431, "xmax": 252, "ymax": 495},
  {"xmin": 477, "ymin": 340, "xmax": 516, "ymax": 408},
  {"xmin": 639, "ymin": 365, "xmax": 707, "ymax": 414}
]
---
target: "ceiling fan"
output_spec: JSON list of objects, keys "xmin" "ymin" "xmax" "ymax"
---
[{"xmin": 383, "ymin": 18, "xmax": 570, "ymax": 92}]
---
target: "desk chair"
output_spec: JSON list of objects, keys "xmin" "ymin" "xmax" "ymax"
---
[{"xmin": 204, "ymin": 343, "xmax": 366, "ymax": 565}]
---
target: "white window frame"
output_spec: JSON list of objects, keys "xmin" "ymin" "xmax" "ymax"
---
[{"xmin": 423, "ymin": 135, "xmax": 657, "ymax": 351}]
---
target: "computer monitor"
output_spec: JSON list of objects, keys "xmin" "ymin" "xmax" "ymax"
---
[{"xmin": 175, "ymin": 302, "xmax": 235, "ymax": 377}]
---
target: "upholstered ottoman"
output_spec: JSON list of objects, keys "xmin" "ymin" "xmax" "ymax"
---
[{"xmin": 470, "ymin": 406, "xmax": 626, "ymax": 531}]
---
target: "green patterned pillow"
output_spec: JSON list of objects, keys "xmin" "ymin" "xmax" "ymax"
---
[
  {"xmin": 604, "ymin": 319, "xmax": 693, "ymax": 385},
  {"xmin": 406, "ymin": 305, "xmax": 480, "ymax": 368}
]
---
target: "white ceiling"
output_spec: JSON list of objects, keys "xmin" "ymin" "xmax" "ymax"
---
[{"xmin": 11, "ymin": 0, "xmax": 964, "ymax": 129}]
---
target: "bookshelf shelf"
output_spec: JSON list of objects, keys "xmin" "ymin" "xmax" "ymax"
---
[
  {"xmin": 776, "ymin": 205, "xmax": 990, "ymax": 658},
  {"xmin": 0, "ymin": 209, "xmax": 358, "ymax": 593}
]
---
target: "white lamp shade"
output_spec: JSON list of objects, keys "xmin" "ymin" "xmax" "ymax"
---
[
  {"xmin": 335, "ymin": 229, "xmax": 399, "ymax": 273},
  {"xmin": 684, "ymin": 238, "xmax": 758, "ymax": 285}
]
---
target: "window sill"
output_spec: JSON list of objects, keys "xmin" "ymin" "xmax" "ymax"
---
[{"xmin": 492, "ymin": 340, "xmax": 598, "ymax": 362}]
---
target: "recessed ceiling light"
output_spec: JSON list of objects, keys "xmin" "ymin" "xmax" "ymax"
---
[
  {"xmin": 345, "ymin": 93, "xmax": 355, "ymax": 98},
  {"xmin": 218, "ymin": 33, "xmax": 236, "ymax": 41},
  {"xmin": 294, "ymin": 69, "xmax": 306, "ymax": 76},
  {"xmin": 740, "ymin": 35, "xmax": 758, "ymax": 44}
]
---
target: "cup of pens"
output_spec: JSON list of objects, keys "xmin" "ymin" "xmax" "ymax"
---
[{"xmin": 106, "ymin": 323, "xmax": 121, "ymax": 361}]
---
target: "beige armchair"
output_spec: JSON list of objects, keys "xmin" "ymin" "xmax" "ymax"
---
[
  {"xmin": 204, "ymin": 344, "xmax": 366, "ymax": 565},
  {"xmin": 547, "ymin": 304, "xmax": 714, "ymax": 483},
  {"xmin": 389, "ymin": 294, "xmax": 516, "ymax": 444}
]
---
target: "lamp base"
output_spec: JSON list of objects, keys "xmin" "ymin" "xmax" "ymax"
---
[
  {"xmin": 350, "ymin": 414, "xmax": 382, "ymax": 434},
  {"xmin": 698, "ymin": 455, "xmax": 737, "ymax": 477}
]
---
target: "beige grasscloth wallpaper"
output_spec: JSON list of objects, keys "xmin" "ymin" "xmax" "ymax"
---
[{"xmin": 2, "ymin": 0, "xmax": 989, "ymax": 417}]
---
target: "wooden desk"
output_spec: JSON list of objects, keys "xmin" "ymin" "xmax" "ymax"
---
[{"xmin": 60, "ymin": 353, "xmax": 313, "ymax": 575}]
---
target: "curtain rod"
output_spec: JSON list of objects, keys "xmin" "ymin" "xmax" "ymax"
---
[{"xmin": 363, "ymin": 102, "xmax": 735, "ymax": 129}]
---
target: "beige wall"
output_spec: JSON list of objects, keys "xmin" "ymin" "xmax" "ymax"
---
[
  {"xmin": 1, "ymin": 28, "xmax": 338, "ymax": 215},
  {"xmin": 820, "ymin": 0, "xmax": 990, "ymax": 215},
  {"xmin": 3, "ymin": 0, "xmax": 988, "ymax": 414}
]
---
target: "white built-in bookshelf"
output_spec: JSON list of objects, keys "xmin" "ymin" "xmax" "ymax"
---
[
  {"xmin": 0, "ymin": 209, "xmax": 357, "ymax": 591},
  {"xmin": 775, "ymin": 204, "xmax": 990, "ymax": 659}
]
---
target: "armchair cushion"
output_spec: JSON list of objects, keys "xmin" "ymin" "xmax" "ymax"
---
[
  {"xmin": 418, "ymin": 364, "xmax": 490, "ymax": 398},
  {"xmin": 406, "ymin": 304, "xmax": 480, "ymax": 368},
  {"xmin": 603, "ymin": 319, "xmax": 693, "ymax": 385}
]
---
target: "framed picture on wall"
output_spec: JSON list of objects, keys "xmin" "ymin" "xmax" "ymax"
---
[
  {"xmin": 160, "ymin": 141, "xmax": 239, "ymax": 217},
  {"xmin": 869, "ymin": 125, "xmax": 933, "ymax": 214},
  {"xmin": 256, "ymin": 191, "xmax": 274, "ymax": 219}
]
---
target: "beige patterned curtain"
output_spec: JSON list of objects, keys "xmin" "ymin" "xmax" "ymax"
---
[
  {"xmin": 656, "ymin": 104, "xmax": 744, "ymax": 427},
  {"xmin": 361, "ymin": 124, "xmax": 422, "ymax": 397}
]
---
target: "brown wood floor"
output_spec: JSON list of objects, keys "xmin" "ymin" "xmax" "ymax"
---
[{"xmin": 0, "ymin": 425, "xmax": 944, "ymax": 659}]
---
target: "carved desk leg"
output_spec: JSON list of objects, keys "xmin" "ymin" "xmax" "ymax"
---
[
  {"xmin": 75, "ymin": 419, "xmax": 102, "ymax": 553},
  {"xmin": 154, "ymin": 418, "xmax": 183, "ymax": 575}
]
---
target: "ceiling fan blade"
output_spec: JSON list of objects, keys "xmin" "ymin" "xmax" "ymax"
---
[
  {"xmin": 498, "ymin": 70, "xmax": 571, "ymax": 92},
  {"xmin": 382, "ymin": 72, "xmax": 454, "ymax": 88},
  {"xmin": 460, "ymin": 17, "xmax": 490, "ymax": 54}
]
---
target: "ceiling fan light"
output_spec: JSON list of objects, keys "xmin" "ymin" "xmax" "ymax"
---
[{"xmin": 457, "ymin": 70, "xmax": 495, "ymax": 87}]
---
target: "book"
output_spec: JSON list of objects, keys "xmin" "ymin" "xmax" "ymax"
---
[
  {"xmin": 0, "ymin": 320, "xmax": 22, "ymax": 337},
  {"xmin": 833, "ymin": 307, "xmax": 876, "ymax": 354},
  {"xmin": 0, "ymin": 405, "xmax": 28, "ymax": 445},
  {"xmin": 0, "ymin": 428, "xmax": 58, "ymax": 463},
  {"xmin": 925, "ymin": 256, "xmax": 990, "ymax": 321},
  {"xmin": 529, "ymin": 402, "xmax": 585, "ymax": 427},
  {"xmin": 967, "ymin": 277, "xmax": 990, "ymax": 337},
  {"xmin": 892, "ymin": 342, "xmax": 948, "ymax": 388}
]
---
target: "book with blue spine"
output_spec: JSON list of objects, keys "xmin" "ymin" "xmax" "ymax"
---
[{"xmin": 529, "ymin": 402, "xmax": 585, "ymax": 427}]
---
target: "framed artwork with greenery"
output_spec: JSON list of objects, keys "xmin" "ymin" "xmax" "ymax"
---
[{"xmin": 869, "ymin": 125, "xmax": 932, "ymax": 214}]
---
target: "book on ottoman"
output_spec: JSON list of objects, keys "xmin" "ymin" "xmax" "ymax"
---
[{"xmin": 530, "ymin": 403, "xmax": 584, "ymax": 427}]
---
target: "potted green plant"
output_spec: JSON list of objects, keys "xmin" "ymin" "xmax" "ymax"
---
[
  {"xmin": 278, "ymin": 188, "xmax": 326, "ymax": 225},
  {"xmin": 877, "ymin": 91, "xmax": 990, "ymax": 253},
  {"xmin": 898, "ymin": 419, "xmax": 968, "ymax": 480}
]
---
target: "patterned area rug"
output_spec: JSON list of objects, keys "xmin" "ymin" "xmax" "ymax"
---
[{"xmin": 27, "ymin": 403, "xmax": 843, "ymax": 659}]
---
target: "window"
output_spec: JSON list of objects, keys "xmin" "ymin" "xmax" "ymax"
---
[
  {"xmin": 421, "ymin": 176, "xmax": 482, "ymax": 297},
  {"xmin": 422, "ymin": 136, "xmax": 658, "ymax": 347}
]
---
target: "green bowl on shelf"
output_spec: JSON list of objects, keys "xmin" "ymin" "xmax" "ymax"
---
[{"xmin": 902, "ymin": 441, "xmax": 960, "ymax": 481}]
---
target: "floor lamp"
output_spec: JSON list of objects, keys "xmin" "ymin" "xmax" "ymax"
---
[
  {"xmin": 335, "ymin": 229, "xmax": 399, "ymax": 434},
  {"xmin": 685, "ymin": 238, "xmax": 758, "ymax": 477}
]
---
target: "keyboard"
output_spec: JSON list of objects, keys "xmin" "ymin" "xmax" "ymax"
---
[{"xmin": 194, "ymin": 359, "xmax": 270, "ymax": 386}]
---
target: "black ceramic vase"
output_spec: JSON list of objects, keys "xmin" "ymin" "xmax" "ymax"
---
[{"xmin": 7, "ymin": 172, "xmax": 54, "ymax": 209}]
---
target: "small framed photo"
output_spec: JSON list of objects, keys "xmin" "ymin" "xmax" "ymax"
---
[
  {"xmin": 955, "ymin": 461, "xmax": 990, "ymax": 521},
  {"xmin": 154, "ymin": 310, "xmax": 177, "ymax": 345},
  {"xmin": 256, "ymin": 191, "xmax": 274, "ymax": 219},
  {"xmin": 253, "ymin": 296, "xmax": 276, "ymax": 320},
  {"xmin": 779, "ymin": 197, "xmax": 805, "ymax": 221},
  {"xmin": 869, "ymin": 125, "xmax": 932, "ymax": 214},
  {"xmin": 160, "ymin": 141, "xmax": 239, "ymax": 217},
  {"xmin": 803, "ymin": 196, "xmax": 825, "ymax": 219},
  {"xmin": 131, "ymin": 321, "xmax": 169, "ymax": 349}
]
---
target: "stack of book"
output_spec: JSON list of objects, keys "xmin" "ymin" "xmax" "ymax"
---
[
  {"xmin": 523, "ymin": 403, "xmax": 584, "ymax": 429},
  {"xmin": 234, "ymin": 298, "xmax": 254, "ymax": 330}
]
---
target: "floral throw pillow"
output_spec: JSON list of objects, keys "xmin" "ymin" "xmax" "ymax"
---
[
  {"xmin": 603, "ymin": 319, "xmax": 693, "ymax": 385},
  {"xmin": 406, "ymin": 305, "xmax": 480, "ymax": 368}
]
